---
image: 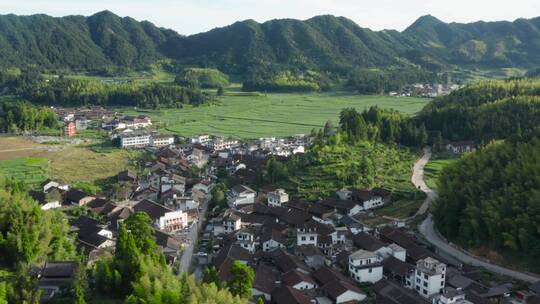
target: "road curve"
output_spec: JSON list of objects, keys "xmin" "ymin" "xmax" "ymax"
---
[{"xmin": 413, "ymin": 148, "xmax": 540, "ymax": 283}]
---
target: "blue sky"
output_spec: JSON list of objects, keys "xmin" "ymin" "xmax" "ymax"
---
[{"xmin": 0, "ymin": 0, "xmax": 538, "ymax": 35}]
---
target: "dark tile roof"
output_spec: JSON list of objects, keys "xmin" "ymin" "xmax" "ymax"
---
[
  {"xmin": 41, "ymin": 261, "xmax": 77, "ymax": 279},
  {"xmin": 382, "ymin": 256, "xmax": 415, "ymax": 277},
  {"xmin": 65, "ymin": 188, "xmax": 89, "ymax": 203},
  {"xmin": 295, "ymin": 245, "xmax": 324, "ymax": 258},
  {"xmin": 86, "ymin": 198, "xmax": 112, "ymax": 211},
  {"xmin": 272, "ymin": 249, "xmax": 310, "ymax": 274},
  {"xmin": 272, "ymin": 286, "xmax": 312, "ymax": 304},
  {"xmin": 133, "ymin": 199, "xmax": 172, "ymax": 220},
  {"xmin": 372, "ymin": 279, "xmax": 425, "ymax": 304},
  {"xmin": 319, "ymin": 197, "xmax": 358, "ymax": 213},
  {"xmin": 353, "ymin": 232, "xmax": 386, "ymax": 252},
  {"xmin": 312, "ymin": 266, "xmax": 350, "ymax": 286},
  {"xmin": 155, "ymin": 230, "xmax": 181, "ymax": 251},
  {"xmin": 232, "ymin": 184, "xmax": 256, "ymax": 194},
  {"xmin": 118, "ymin": 169, "xmax": 137, "ymax": 182},
  {"xmin": 253, "ymin": 263, "xmax": 278, "ymax": 295},
  {"xmin": 282, "ymin": 269, "xmax": 316, "ymax": 287},
  {"xmin": 322, "ymin": 279, "xmax": 364, "ymax": 301}
]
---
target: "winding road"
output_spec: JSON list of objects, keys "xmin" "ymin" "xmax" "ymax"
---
[{"xmin": 413, "ymin": 148, "xmax": 540, "ymax": 283}]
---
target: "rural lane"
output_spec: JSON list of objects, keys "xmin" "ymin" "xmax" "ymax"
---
[{"xmin": 413, "ymin": 148, "xmax": 540, "ymax": 283}]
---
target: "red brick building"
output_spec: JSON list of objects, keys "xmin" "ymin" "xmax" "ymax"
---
[{"xmin": 64, "ymin": 121, "xmax": 76, "ymax": 137}]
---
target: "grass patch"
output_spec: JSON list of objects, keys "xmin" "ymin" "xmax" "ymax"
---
[
  {"xmin": 118, "ymin": 92, "xmax": 429, "ymax": 139},
  {"xmin": 375, "ymin": 199, "xmax": 425, "ymax": 219},
  {"xmin": 285, "ymin": 142, "xmax": 421, "ymax": 200},
  {"xmin": 424, "ymin": 157, "xmax": 458, "ymax": 190},
  {"xmin": 0, "ymin": 157, "xmax": 49, "ymax": 189}
]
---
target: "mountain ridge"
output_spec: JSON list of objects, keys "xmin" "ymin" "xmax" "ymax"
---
[{"xmin": 1, "ymin": 11, "xmax": 540, "ymax": 73}]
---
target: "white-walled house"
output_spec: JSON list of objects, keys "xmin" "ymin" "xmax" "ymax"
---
[
  {"xmin": 348, "ymin": 249, "xmax": 383, "ymax": 284},
  {"xmin": 413, "ymin": 257, "xmax": 446, "ymax": 299},
  {"xmin": 222, "ymin": 210, "xmax": 242, "ymax": 233},
  {"xmin": 235, "ymin": 228, "xmax": 258, "ymax": 253},
  {"xmin": 267, "ymin": 188, "xmax": 289, "ymax": 207},
  {"xmin": 297, "ymin": 225, "xmax": 318, "ymax": 246},
  {"xmin": 133, "ymin": 199, "xmax": 188, "ymax": 233},
  {"xmin": 282, "ymin": 270, "xmax": 316, "ymax": 290},
  {"xmin": 227, "ymin": 185, "xmax": 256, "ymax": 207}
]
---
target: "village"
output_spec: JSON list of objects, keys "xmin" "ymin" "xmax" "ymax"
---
[{"xmin": 25, "ymin": 105, "xmax": 540, "ymax": 304}]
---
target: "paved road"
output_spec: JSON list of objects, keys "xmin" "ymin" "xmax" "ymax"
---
[
  {"xmin": 413, "ymin": 148, "xmax": 540, "ymax": 283},
  {"xmin": 178, "ymin": 194, "xmax": 210, "ymax": 273},
  {"xmin": 412, "ymin": 147, "xmax": 437, "ymax": 217}
]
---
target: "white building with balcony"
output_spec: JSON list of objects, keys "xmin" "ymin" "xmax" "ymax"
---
[
  {"xmin": 267, "ymin": 188, "xmax": 289, "ymax": 207},
  {"xmin": 413, "ymin": 257, "xmax": 446, "ymax": 299},
  {"xmin": 348, "ymin": 249, "xmax": 383, "ymax": 284}
]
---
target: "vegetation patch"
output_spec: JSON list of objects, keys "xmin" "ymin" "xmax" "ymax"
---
[{"xmin": 120, "ymin": 93, "xmax": 429, "ymax": 139}]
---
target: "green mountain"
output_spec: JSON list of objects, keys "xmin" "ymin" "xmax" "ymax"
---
[
  {"xmin": 1, "ymin": 11, "xmax": 540, "ymax": 73},
  {"xmin": 0, "ymin": 11, "xmax": 180, "ymax": 70}
]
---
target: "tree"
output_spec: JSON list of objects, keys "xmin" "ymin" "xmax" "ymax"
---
[
  {"xmin": 323, "ymin": 120, "xmax": 334, "ymax": 137},
  {"xmin": 217, "ymin": 86, "xmax": 225, "ymax": 96},
  {"xmin": 125, "ymin": 212, "xmax": 160, "ymax": 261},
  {"xmin": 228, "ymin": 260, "xmax": 254, "ymax": 298},
  {"xmin": 72, "ymin": 261, "xmax": 88, "ymax": 304},
  {"xmin": 114, "ymin": 223, "xmax": 142, "ymax": 293},
  {"xmin": 202, "ymin": 266, "xmax": 221, "ymax": 288}
]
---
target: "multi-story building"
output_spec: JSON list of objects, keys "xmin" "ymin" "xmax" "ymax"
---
[
  {"xmin": 223, "ymin": 210, "xmax": 242, "ymax": 233},
  {"xmin": 210, "ymin": 137, "xmax": 238, "ymax": 151},
  {"xmin": 267, "ymin": 188, "xmax": 289, "ymax": 207},
  {"xmin": 133, "ymin": 199, "xmax": 188, "ymax": 233},
  {"xmin": 227, "ymin": 185, "xmax": 256, "ymax": 207},
  {"xmin": 412, "ymin": 257, "xmax": 446, "ymax": 299},
  {"xmin": 119, "ymin": 132, "xmax": 174, "ymax": 149},
  {"xmin": 190, "ymin": 134, "xmax": 211, "ymax": 145},
  {"xmin": 119, "ymin": 132, "xmax": 151, "ymax": 148},
  {"xmin": 150, "ymin": 134, "xmax": 175, "ymax": 147},
  {"xmin": 348, "ymin": 249, "xmax": 383, "ymax": 283}
]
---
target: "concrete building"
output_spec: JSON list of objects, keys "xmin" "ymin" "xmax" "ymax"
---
[
  {"xmin": 413, "ymin": 257, "xmax": 446, "ymax": 299},
  {"xmin": 267, "ymin": 188, "xmax": 289, "ymax": 207},
  {"xmin": 348, "ymin": 249, "xmax": 383, "ymax": 284}
]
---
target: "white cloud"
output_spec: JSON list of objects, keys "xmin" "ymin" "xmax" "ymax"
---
[{"xmin": 0, "ymin": 0, "xmax": 538, "ymax": 35}]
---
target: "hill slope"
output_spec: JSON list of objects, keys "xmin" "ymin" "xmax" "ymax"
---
[{"xmin": 2, "ymin": 11, "xmax": 540, "ymax": 73}]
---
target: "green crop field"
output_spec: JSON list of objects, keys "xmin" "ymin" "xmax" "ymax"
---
[
  {"xmin": 120, "ymin": 92, "xmax": 429, "ymax": 139},
  {"xmin": 424, "ymin": 157, "xmax": 458, "ymax": 190},
  {"xmin": 0, "ymin": 157, "xmax": 49, "ymax": 189}
]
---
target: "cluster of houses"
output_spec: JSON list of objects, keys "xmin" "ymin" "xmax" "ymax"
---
[
  {"xmin": 389, "ymin": 83, "xmax": 462, "ymax": 98},
  {"xmin": 28, "ymin": 141, "xmax": 223, "ymax": 299},
  {"xmin": 26, "ymin": 132, "xmax": 536, "ymax": 303}
]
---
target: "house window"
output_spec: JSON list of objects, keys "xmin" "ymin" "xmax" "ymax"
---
[
  {"xmin": 301, "ymin": 236, "xmax": 306, "ymax": 241},
  {"xmin": 424, "ymin": 274, "xmax": 428, "ymax": 280},
  {"xmin": 423, "ymin": 289, "xmax": 428, "ymax": 295},
  {"xmin": 441, "ymin": 281, "xmax": 444, "ymax": 286},
  {"xmin": 423, "ymin": 282, "xmax": 427, "ymax": 287},
  {"xmin": 368, "ymin": 268, "xmax": 372, "ymax": 273},
  {"xmin": 309, "ymin": 236, "xmax": 315, "ymax": 241}
]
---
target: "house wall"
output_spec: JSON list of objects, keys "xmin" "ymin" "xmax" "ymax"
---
[
  {"xmin": 158, "ymin": 210, "xmax": 188, "ymax": 232},
  {"xmin": 362, "ymin": 197, "xmax": 384, "ymax": 210},
  {"xmin": 348, "ymin": 205, "xmax": 363, "ymax": 216},
  {"xmin": 292, "ymin": 281, "xmax": 315, "ymax": 290},
  {"xmin": 297, "ymin": 233, "xmax": 318, "ymax": 246},
  {"xmin": 262, "ymin": 239, "xmax": 284, "ymax": 252},
  {"xmin": 41, "ymin": 201, "xmax": 61, "ymax": 210},
  {"xmin": 251, "ymin": 289, "xmax": 271, "ymax": 302},
  {"xmin": 336, "ymin": 291, "xmax": 367, "ymax": 304},
  {"xmin": 350, "ymin": 265, "xmax": 383, "ymax": 283}
]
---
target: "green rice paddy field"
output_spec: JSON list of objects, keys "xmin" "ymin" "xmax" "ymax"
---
[{"xmin": 121, "ymin": 92, "xmax": 429, "ymax": 139}]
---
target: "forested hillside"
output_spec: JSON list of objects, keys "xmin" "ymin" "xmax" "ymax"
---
[
  {"xmin": 417, "ymin": 78, "xmax": 540, "ymax": 141},
  {"xmin": 1, "ymin": 11, "xmax": 540, "ymax": 74},
  {"xmin": 433, "ymin": 135, "xmax": 540, "ymax": 271}
]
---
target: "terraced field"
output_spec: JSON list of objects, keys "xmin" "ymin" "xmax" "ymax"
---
[{"xmin": 121, "ymin": 92, "xmax": 429, "ymax": 139}]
